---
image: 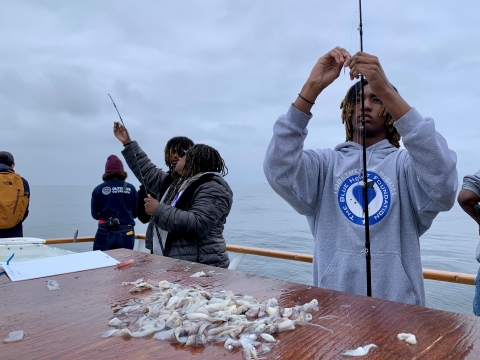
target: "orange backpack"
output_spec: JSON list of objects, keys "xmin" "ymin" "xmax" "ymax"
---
[{"xmin": 0, "ymin": 172, "xmax": 29, "ymax": 229}]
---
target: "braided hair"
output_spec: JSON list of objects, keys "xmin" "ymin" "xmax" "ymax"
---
[
  {"xmin": 339, "ymin": 80, "xmax": 401, "ymax": 148},
  {"xmin": 164, "ymin": 136, "xmax": 194, "ymax": 171},
  {"xmin": 162, "ymin": 144, "xmax": 228, "ymax": 205}
]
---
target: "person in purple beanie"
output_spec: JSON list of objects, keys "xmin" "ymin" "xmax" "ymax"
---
[{"xmin": 91, "ymin": 155, "xmax": 138, "ymax": 251}]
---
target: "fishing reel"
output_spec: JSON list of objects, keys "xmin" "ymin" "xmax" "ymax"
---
[{"xmin": 106, "ymin": 217, "xmax": 121, "ymax": 229}]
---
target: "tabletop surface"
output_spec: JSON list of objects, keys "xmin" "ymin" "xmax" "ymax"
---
[{"xmin": 1, "ymin": 249, "xmax": 479, "ymax": 359}]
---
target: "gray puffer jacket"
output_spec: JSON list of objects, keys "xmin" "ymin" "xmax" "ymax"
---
[
  {"xmin": 122, "ymin": 141, "xmax": 173, "ymax": 251},
  {"xmin": 122, "ymin": 141, "xmax": 232, "ymax": 268}
]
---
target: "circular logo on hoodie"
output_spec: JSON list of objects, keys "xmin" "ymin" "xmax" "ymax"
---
[
  {"xmin": 337, "ymin": 171, "xmax": 391, "ymax": 226},
  {"xmin": 102, "ymin": 187, "xmax": 111, "ymax": 195}
]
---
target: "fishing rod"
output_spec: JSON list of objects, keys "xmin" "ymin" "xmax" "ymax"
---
[
  {"xmin": 107, "ymin": 94, "xmax": 151, "ymax": 196},
  {"xmin": 358, "ymin": 0, "xmax": 372, "ymax": 297},
  {"xmin": 108, "ymin": 95, "xmax": 167, "ymax": 256},
  {"xmin": 108, "ymin": 94, "xmax": 127, "ymax": 128}
]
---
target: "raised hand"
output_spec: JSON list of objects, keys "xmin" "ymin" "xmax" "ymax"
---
[
  {"xmin": 345, "ymin": 51, "xmax": 411, "ymax": 120},
  {"xmin": 295, "ymin": 47, "xmax": 350, "ymax": 114},
  {"xmin": 113, "ymin": 122, "xmax": 131, "ymax": 145},
  {"xmin": 307, "ymin": 47, "xmax": 351, "ymax": 92},
  {"xmin": 345, "ymin": 52, "xmax": 392, "ymax": 97}
]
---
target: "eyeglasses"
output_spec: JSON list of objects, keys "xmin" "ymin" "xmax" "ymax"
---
[{"xmin": 178, "ymin": 149, "xmax": 188, "ymax": 158}]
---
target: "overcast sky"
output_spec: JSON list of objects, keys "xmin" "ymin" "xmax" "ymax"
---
[{"xmin": 1, "ymin": 0, "xmax": 479, "ymax": 186}]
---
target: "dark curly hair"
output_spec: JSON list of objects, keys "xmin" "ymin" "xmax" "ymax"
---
[
  {"xmin": 340, "ymin": 80, "xmax": 401, "ymax": 148},
  {"xmin": 164, "ymin": 136, "xmax": 194, "ymax": 171}
]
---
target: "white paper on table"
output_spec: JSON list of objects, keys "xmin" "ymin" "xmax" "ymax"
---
[{"xmin": 0, "ymin": 251, "xmax": 119, "ymax": 281}]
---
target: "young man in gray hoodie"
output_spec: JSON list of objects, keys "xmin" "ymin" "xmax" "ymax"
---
[{"xmin": 263, "ymin": 46, "xmax": 458, "ymax": 306}]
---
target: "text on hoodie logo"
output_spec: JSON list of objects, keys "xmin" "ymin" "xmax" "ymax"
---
[{"xmin": 337, "ymin": 171, "xmax": 391, "ymax": 226}]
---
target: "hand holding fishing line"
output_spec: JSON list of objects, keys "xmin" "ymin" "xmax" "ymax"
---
[
  {"xmin": 295, "ymin": 47, "xmax": 351, "ymax": 113},
  {"xmin": 113, "ymin": 122, "xmax": 131, "ymax": 145},
  {"xmin": 306, "ymin": 46, "xmax": 351, "ymax": 94},
  {"xmin": 345, "ymin": 52, "xmax": 392, "ymax": 97},
  {"xmin": 346, "ymin": 52, "xmax": 411, "ymax": 120},
  {"xmin": 144, "ymin": 194, "xmax": 159, "ymax": 215}
]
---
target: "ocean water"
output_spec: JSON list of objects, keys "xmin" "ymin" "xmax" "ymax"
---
[{"xmin": 22, "ymin": 184, "xmax": 479, "ymax": 315}]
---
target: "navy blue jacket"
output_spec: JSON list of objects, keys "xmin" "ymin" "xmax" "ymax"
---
[
  {"xmin": 0, "ymin": 164, "xmax": 30, "ymax": 238},
  {"xmin": 91, "ymin": 180, "xmax": 138, "ymax": 226}
]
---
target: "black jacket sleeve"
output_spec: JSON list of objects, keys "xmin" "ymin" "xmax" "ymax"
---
[{"xmin": 137, "ymin": 185, "xmax": 153, "ymax": 224}]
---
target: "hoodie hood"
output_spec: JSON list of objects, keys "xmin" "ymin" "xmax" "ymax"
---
[
  {"xmin": 0, "ymin": 163, "xmax": 14, "ymax": 173},
  {"xmin": 334, "ymin": 139, "xmax": 398, "ymax": 155}
]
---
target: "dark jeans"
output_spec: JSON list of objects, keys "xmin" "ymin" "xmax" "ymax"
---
[
  {"xmin": 93, "ymin": 224, "xmax": 135, "ymax": 251},
  {"xmin": 0, "ymin": 222, "xmax": 23, "ymax": 238}
]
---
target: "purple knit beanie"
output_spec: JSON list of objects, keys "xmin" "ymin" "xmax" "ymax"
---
[{"xmin": 105, "ymin": 155, "xmax": 124, "ymax": 174}]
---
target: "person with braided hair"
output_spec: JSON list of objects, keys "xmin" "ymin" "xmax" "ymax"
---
[
  {"xmin": 113, "ymin": 123, "xmax": 194, "ymax": 254},
  {"xmin": 340, "ymin": 80, "xmax": 401, "ymax": 148},
  {"xmin": 114, "ymin": 121, "xmax": 232, "ymax": 268},
  {"xmin": 134, "ymin": 136, "xmax": 195, "ymax": 253},
  {"xmin": 143, "ymin": 144, "xmax": 232, "ymax": 268},
  {"xmin": 263, "ymin": 46, "xmax": 457, "ymax": 306}
]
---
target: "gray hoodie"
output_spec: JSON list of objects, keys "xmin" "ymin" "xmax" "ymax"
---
[
  {"xmin": 462, "ymin": 170, "xmax": 480, "ymax": 198},
  {"xmin": 461, "ymin": 169, "xmax": 480, "ymax": 261},
  {"xmin": 264, "ymin": 105, "xmax": 457, "ymax": 306}
]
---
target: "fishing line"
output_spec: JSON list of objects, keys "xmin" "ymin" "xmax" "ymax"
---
[
  {"xmin": 348, "ymin": 10, "xmax": 357, "ymax": 54},
  {"xmin": 345, "ymin": 9, "xmax": 358, "ymax": 75},
  {"xmin": 107, "ymin": 94, "xmax": 152, "ymax": 196},
  {"xmin": 345, "ymin": 5, "xmax": 359, "ymax": 130},
  {"xmin": 357, "ymin": 0, "xmax": 372, "ymax": 298}
]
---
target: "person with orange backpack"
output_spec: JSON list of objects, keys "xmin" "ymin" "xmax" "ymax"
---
[{"xmin": 0, "ymin": 151, "xmax": 30, "ymax": 238}]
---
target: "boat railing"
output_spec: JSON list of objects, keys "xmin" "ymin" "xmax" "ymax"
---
[{"xmin": 43, "ymin": 234, "xmax": 475, "ymax": 286}]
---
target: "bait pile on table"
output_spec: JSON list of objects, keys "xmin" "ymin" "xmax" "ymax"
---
[{"xmin": 102, "ymin": 278, "xmax": 319, "ymax": 359}]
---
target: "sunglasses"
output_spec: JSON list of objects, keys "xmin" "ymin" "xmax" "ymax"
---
[{"xmin": 178, "ymin": 149, "xmax": 188, "ymax": 158}]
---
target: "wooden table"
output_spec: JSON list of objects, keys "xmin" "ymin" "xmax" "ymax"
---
[{"xmin": 1, "ymin": 249, "xmax": 480, "ymax": 359}]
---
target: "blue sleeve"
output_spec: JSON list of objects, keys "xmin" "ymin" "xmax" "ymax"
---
[
  {"xmin": 131, "ymin": 185, "xmax": 138, "ymax": 219},
  {"xmin": 91, "ymin": 187, "xmax": 100, "ymax": 220}
]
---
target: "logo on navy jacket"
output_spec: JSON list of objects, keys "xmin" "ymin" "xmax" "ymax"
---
[
  {"xmin": 337, "ymin": 171, "xmax": 391, "ymax": 225},
  {"xmin": 101, "ymin": 186, "xmax": 131, "ymax": 195}
]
